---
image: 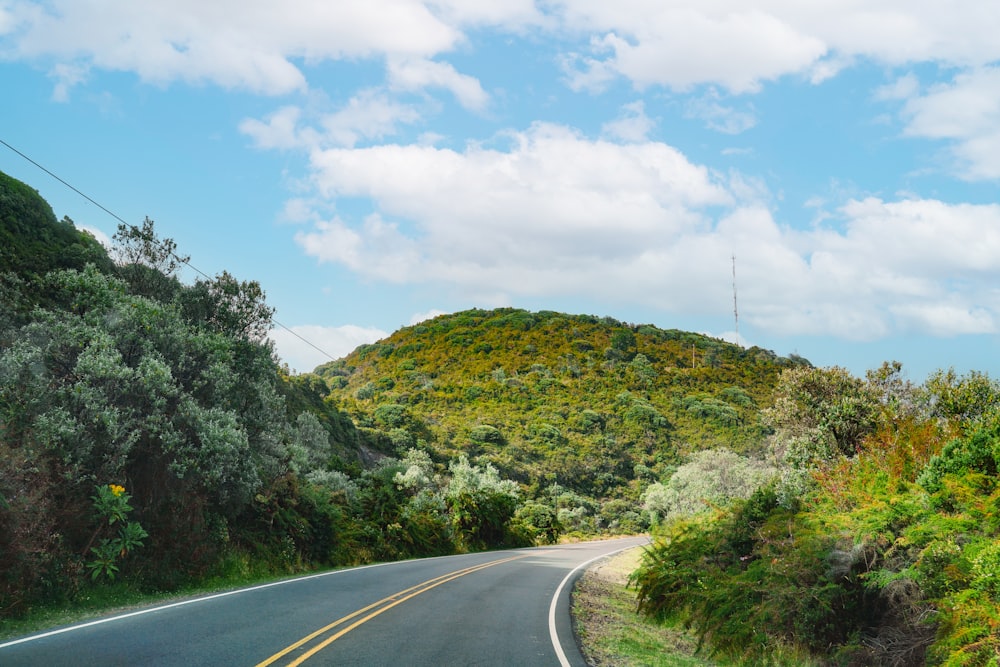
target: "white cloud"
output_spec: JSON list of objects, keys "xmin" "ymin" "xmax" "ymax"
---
[
  {"xmin": 321, "ymin": 90, "xmax": 423, "ymax": 147},
  {"xmin": 240, "ymin": 106, "xmax": 313, "ymax": 150},
  {"xmin": 558, "ymin": 5, "xmax": 827, "ymax": 93},
  {"xmin": 296, "ymin": 213, "xmax": 422, "ymax": 283},
  {"xmin": 0, "ymin": 6, "xmax": 14, "ymax": 35},
  {"xmin": 387, "ymin": 58, "xmax": 489, "ymax": 111},
  {"xmin": 900, "ymin": 67, "xmax": 1000, "ymax": 180},
  {"xmin": 429, "ymin": 0, "xmax": 545, "ymax": 28},
  {"xmin": 10, "ymin": 0, "xmax": 1000, "ymax": 116},
  {"xmin": 279, "ymin": 198, "xmax": 316, "ymax": 224},
  {"xmin": 836, "ymin": 197, "xmax": 1000, "ymax": 277},
  {"xmin": 288, "ymin": 125, "xmax": 1000, "ymax": 342},
  {"xmin": 300, "ymin": 123, "xmax": 731, "ymax": 287},
  {"xmin": 269, "ymin": 323, "xmax": 388, "ymax": 373},
  {"xmin": 685, "ymin": 90, "xmax": 756, "ymax": 134},
  {"xmin": 875, "ymin": 73, "xmax": 920, "ymax": 101},
  {"xmin": 807, "ymin": 55, "xmax": 852, "ymax": 85},
  {"xmin": 890, "ymin": 303, "xmax": 994, "ymax": 337},
  {"xmin": 3, "ymin": 0, "xmax": 459, "ymax": 95},
  {"xmin": 553, "ymin": 1, "xmax": 1000, "ymax": 92},
  {"xmin": 49, "ymin": 62, "xmax": 88, "ymax": 101},
  {"xmin": 601, "ymin": 101, "xmax": 655, "ymax": 142},
  {"xmin": 559, "ymin": 41, "xmax": 619, "ymax": 94},
  {"xmin": 241, "ymin": 91, "xmax": 422, "ymax": 151},
  {"xmin": 7, "ymin": 0, "xmax": 1000, "ymax": 108}
]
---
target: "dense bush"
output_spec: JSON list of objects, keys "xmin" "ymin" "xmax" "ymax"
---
[
  {"xmin": 634, "ymin": 371, "xmax": 1000, "ymax": 666},
  {"xmin": 642, "ymin": 448, "xmax": 777, "ymax": 523},
  {"xmin": 0, "ymin": 173, "xmax": 537, "ymax": 618}
]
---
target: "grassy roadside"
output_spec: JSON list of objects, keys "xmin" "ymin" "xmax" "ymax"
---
[
  {"xmin": 572, "ymin": 546, "xmax": 718, "ymax": 667},
  {"xmin": 0, "ymin": 552, "xmax": 295, "ymax": 642}
]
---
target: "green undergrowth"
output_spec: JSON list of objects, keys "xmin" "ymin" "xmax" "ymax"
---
[
  {"xmin": 574, "ymin": 547, "xmax": 718, "ymax": 667},
  {"xmin": 0, "ymin": 547, "xmax": 330, "ymax": 642},
  {"xmin": 633, "ymin": 416, "xmax": 1000, "ymax": 665}
]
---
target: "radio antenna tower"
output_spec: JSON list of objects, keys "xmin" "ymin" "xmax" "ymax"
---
[{"xmin": 732, "ymin": 254, "xmax": 741, "ymax": 348}]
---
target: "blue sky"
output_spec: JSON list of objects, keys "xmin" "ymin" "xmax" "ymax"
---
[{"xmin": 2, "ymin": 1, "xmax": 999, "ymax": 381}]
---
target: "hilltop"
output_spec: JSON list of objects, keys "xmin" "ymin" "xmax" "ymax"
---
[{"xmin": 317, "ymin": 308, "xmax": 807, "ymax": 499}]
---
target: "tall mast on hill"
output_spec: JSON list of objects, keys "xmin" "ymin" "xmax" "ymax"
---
[{"xmin": 732, "ymin": 254, "xmax": 740, "ymax": 348}]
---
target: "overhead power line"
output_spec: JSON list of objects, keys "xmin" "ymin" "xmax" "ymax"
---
[{"xmin": 0, "ymin": 137, "xmax": 338, "ymax": 365}]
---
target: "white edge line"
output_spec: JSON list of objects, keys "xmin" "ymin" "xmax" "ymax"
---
[
  {"xmin": 547, "ymin": 540, "xmax": 646, "ymax": 667},
  {"xmin": 0, "ymin": 553, "xmax": 463, "ymax": 650}
]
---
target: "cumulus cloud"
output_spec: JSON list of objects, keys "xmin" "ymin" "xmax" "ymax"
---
[
  {"xmin": 10, "ymin": 0, "xmax": 1000, "ymax": 349},
  {"xmin": 49, "ymin": 62, "xmax": 89, "ymax": 101},
  {"xmin": 429, "ymin": 0, "xmax": 545, "ymax": 28},
  {"xmin": 2, "ymin": 0, "xmax": 459, "ymax": 95},
  {"xmin": 10, "ymin": 0, "xmax": 1000, "ymax": 115},
  {"xmin": 241, "ymin": 91, "xmax": 422, "ymax": 151},
  {"xmin": 299, "ymin": 123, "xmax": 731, "ymax": 291},
  {"xmin": 319, "ymin": 90, "xmax": 423, "ymax": 146},
  {"xmin": 554, "ymin": 1, "xmax": 1000, "ymax": 93},
  {"xmin": 685, "ymin": 90, "xmax": 756, "ymax": 134},
  {"xmin": 269, "ymin": 323, "xmax": 388, "ymax": 373},
  {"xmin": 387, "ymin": 58, "xmax": 490, "ymax": 111},
  {"xmin": 240, "ymin": 106, "xmax": 314, "ymax": 150},
  {"xmin": 288, "ymin": 125, "xmax": 1000, "ymax": 341},
  {"xmin": 899, "ymin": 67, "xmax": 1000, "ymax": 180},
  {"xmin": 875, "ymin": 73, "xmax": 920, "ymax": 101},
  {"xmin": 601, "ymin": 101, "xmax": 655, "ymax": 142}
]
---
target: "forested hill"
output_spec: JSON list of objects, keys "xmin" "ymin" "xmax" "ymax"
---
[{"xmin": 316, "ymin": 308, "xmax": 807, "ymax": 497}]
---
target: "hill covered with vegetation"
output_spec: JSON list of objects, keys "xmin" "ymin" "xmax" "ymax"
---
[{"xmin": 317, "ymin": 308, "xmax": 803, "ymax": 502}]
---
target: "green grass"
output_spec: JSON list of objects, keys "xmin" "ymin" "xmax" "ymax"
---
[
  {"xmin": 0, "ymin": 549, "xmax": 320, "ymax": 642},
  {"xmin": 0, "ymin": 581, "xmax": 180, "ymax": 642},
  {"xmin": 573, "ymin": 547, "xmax": 718, "ymax": 667}
]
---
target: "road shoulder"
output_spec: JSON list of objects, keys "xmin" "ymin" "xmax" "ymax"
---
[{"xmin": 572, "ymin": 546, "xmax": 716, "ymax": 667}]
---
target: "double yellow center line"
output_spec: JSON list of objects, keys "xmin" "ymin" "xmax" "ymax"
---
[{"xmin": 255, "ymin": 553, "xmax": 530, "ymax": 666}]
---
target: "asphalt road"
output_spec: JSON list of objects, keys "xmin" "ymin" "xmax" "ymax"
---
[{"xmin": 1, "ymin": 536, "xmax": 648, "ymax": 666}]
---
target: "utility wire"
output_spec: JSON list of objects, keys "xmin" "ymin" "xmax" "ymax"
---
[{"xmin": 1, "ymin": 137, "xmax": 338, "ymax": 365}]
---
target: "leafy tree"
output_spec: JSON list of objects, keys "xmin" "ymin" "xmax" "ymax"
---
[
  {"xmin": 642, "ymin": 448, "xmax": 777, "ymax": 523},
  {"xmin": 287, "ymin": 411, "xmax": 333, "ymax": 475},
  {"xmin": 514, "ymin": 501, "xmax": 562, "ymax": 544},
  {"xmin": 445, "ymin": 456, "xmax": 523, "ymax": 550},
  {"xmin": 111, "ymin": 217, "xmax": 188, "ymax": 302},
  {"xmin": 920, "ymin": 367, "xmax": 1000, "ymax": 428},
  {"xmin": 764, "ymin": 365, "xmax": 880, "ymax": 466},
  {"xmin": 178, "ymin": 270, "xmax": 274, "ymax": 343},
  {"xmin": 0, "ymin": 263, "xmax": 287, "ymax": 589}
]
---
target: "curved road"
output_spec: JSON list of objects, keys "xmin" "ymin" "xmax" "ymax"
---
[{"xmin": 1, "ymin": 536, "xmax": 647, "ymax": 666}]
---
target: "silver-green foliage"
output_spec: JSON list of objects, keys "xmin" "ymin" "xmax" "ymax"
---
[
  {"xmin": 0, "ymin": 265, "xmax": 284, "ymax": 515},
  {"xmin": 642, "ymin": 448, "xmax": 777, "ymax": 523}
]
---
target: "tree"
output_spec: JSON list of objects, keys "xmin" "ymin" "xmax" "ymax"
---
[
  {"xmin": 920, "ymin": 368, "xmax": 1000, "ymax": 428},
  {"xmin": 112, "ymin": 217, "xmax": 188, "ymax": 301},
  {"xmin": 445, "ymin": 456, "xmax": 523, "ymax": 550},
  {"xmin": 179, "ymin": 271, "xmax": 274, "ymax": 343},
  {"xmin": 764, "ymin": 365, "xmax": 880, "ymax": 466},
  {"xmin": 642, "ymin": 448, "xmax": 777, "ymax": 523},
  {"xmin": 0, "ymin": 264, "xmax": 290, "ymax": 588},
  {"xmin": 112, "ymin": 217, "xmax": 188, "ymax": 278}
]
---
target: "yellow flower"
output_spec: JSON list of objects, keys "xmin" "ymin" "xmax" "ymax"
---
[{"xmin": 109, "ymin": 484, "xmax": 126, "ymax": 497}]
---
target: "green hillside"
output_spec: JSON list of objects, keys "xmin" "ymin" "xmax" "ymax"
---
[
  {"xmin": 0, "ymin": 173, "xmax": 111, "ymax": 277},
  {"xmin": 317, "ymin": 308, "xmax": 806, "ymax": 498}
]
